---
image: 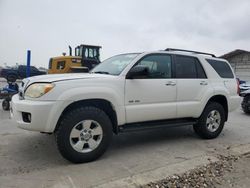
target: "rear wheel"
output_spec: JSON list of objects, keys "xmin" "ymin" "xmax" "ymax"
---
[
  {"xmin": 193, "ymin": 102, "xmax": 225, "ymax": 139},
  {"xmin": 2, "ymin": 99, "xmax": 10, "ymax": 111},
  {"xmin": 56, "ymin": 106, "xmax": 113, "ymax": 163}
]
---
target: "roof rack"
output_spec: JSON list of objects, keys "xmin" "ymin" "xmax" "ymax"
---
[{"xmin": 165, "ymin": 48, "xmax": 216, "ymax": 57}]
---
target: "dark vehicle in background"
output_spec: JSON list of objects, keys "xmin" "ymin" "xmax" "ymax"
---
[
  {"xmin": 240, "ymin": 82, "xmax": 250, "ymax": 114},
  {"xmin": 239, "ymin": 81, "xmax": 250, "ymax": 94},
  {"xmin": 0, "ymin": 65, "xmax": 46, "ymax": 82},
  {"xmin": 0, "ymin": 82, "xmax": 19, "ymax": 111}
]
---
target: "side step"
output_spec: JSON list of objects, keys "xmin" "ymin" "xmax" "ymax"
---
[{"xmin": 118, "ymin": 118, "xmax": 197, "ymax": 133}]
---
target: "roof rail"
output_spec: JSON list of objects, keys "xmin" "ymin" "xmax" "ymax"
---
[{"xmin": 165, "ymin": 48, "xmax": 216, "ymax": 57}]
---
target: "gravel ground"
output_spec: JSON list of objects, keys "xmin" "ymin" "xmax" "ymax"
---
[{"xmin": 143, "ymin": 153, "xmax": 250, "ymax": 188}]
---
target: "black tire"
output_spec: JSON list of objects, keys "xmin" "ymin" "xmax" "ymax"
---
[
  {"xmin": 193, "ymin": 102, "xmax": 225, "ymax": 139},
  {"xmin": 242, "ymin": 95, "xmax": 250, "ymax": 114},
  {"xmin": 56, "ymin": 106, "xmax": 113, "ymax": 163},
  {"xmin": 2, "ymin": 99, "xmax": 10, "ymax": 111},
  {"xmin": 6, "ymin": 74, "xmax": 17, "ymax": 82}
]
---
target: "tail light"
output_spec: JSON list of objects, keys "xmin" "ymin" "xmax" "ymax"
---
[{"xmin": 236, "ymin": 78, "xmax": 240, "ymax": 95}]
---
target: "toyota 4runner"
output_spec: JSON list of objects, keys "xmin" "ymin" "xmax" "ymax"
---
[{"xmin": 11, "ymin": 48, "xmax": 241, "ymax": 163}]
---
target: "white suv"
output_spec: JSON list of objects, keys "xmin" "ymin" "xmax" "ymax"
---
[{"xmin": 11, "ymin": 48, "xmax": 240, "ymax": 163}]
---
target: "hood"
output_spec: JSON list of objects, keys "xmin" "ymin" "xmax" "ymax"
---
[{"xmin": 25, "ymin": 73, "xmax": 115, "ymax": 83}]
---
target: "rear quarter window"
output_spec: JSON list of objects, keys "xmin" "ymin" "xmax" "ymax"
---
[{"xmin": 206, "ymin": 59, "xmax": 234, "ymax": 78}]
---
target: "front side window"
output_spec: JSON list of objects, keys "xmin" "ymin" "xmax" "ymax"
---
[
  {"xmin": 206, "ymin": 59, "xmax": 234, "ymax": 78},
  {"xmin": 135, "ymin": 54, "xmax": 172, "ymax": 78},
  {"xmin": 91, "ymin": 53, "xmax": 139, "ymax": 75}
]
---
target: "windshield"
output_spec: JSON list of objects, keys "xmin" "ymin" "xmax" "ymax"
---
[{"xmin": 91, "ymin": 53, "xmax": 139, "ymax": 75}]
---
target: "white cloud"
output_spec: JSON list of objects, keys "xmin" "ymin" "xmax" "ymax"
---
[{"xmin": 0, "ymin": 0, "xmax": 249, "ymax": 67}]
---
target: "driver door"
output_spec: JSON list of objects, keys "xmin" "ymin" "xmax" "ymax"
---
[{"xmin": 125, "ymin": 54, "xmax": 177, "ymax": 123}]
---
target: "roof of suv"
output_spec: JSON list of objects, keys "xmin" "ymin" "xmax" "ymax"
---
[
  {"xmin": 114, "ymin": 49, "xmax": 227, "ymax": 63},
  {"xmin": 154, "ymin": 49, "xmax": 227, "ymax": 62}
]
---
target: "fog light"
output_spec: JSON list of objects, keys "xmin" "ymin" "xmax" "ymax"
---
[{"xmin": 22, "ymin": 112, "xmax": 31, "ymax": 123}]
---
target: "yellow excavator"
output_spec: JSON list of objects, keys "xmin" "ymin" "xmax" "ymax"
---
[{"xmin": 48, "ymin": 44, "xmax": 101, "ymax": 74}]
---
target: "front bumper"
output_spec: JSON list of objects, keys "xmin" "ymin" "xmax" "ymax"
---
[{"xmin": 11, "ymin": 94, "xmax": 57, "ymax": 132}]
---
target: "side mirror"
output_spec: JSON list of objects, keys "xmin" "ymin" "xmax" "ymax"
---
[{"xmin": 126, "ymin": 65, "xmax": 149, "ymax": 79}]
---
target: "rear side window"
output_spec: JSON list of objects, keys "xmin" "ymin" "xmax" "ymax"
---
[
  {"xmin": 175, "ymin": 55, "xmax": 207, "ymax": 79},
  {"xmin": 206, "ymin": 59, "xmax": 234, "ymax": 78}
]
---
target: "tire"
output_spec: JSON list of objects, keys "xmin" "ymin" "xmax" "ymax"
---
[
  {"xmin": 193, "ymin": 102, "xmax": 225, "ymax": 139},
  {"xmin": 6, "ymin": 74, "xmax": 17, "ymax": 82},
  {"xmin": 242, "ymin": 95, "xmax": 250, "ymax": 114},
  {"xmin": 2, "ymin": 99, "xmax": 10, "ymax": 111},
  {"xmin": 56, "ymin": 106, "xmax": 113, "ymax": 163}
]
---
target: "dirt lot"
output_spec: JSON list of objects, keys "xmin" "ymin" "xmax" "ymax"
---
[{"xmin": 0, "ymin": 79, "xmax": 250, "ymax": 188}]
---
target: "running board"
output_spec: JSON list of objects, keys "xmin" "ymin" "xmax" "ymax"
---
[{"xmin": 118, "ymin": 118, "xmax": 197, "ymax": 133}]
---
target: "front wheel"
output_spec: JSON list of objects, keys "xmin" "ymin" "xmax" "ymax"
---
[
  {"xmin": 193, "ymin": 102, "xmax": 225, "ymax": 139},
  {"xmin": 56, "ymin": 106, "xmax": 113, "ymax": 163}
]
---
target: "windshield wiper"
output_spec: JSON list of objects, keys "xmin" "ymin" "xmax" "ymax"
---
[{"xmin": 92, "ymin": 71, "xmax": 110, "ymax": 74}]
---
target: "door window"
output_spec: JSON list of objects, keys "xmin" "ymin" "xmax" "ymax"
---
[
  {"xmin": 175, "ymin": 55, "xmax": 207, "ymax": 79},
  {"xmin": 135, "ymin": 54, "xmax": 172, "ymax": 78}
]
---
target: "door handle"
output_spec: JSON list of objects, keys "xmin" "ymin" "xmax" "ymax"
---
[
  {"xmin": 165, "ymin": 81, "xmax": 176, "ymax": 86},
  {"xmin": 200, "ymin": 81, "xmax": 208, "ymax": 85}
]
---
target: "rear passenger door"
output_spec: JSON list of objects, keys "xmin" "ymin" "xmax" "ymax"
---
[{"xmin": 174, "ymin": 55, "xmax": 209, "ymax": 118}]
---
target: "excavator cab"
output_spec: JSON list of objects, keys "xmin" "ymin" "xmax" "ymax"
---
[
  {"xmin": 48, "ymin": 44, "xmax": 101, "ymax": 74},
  {"xmin": 75, "ymin": 44, "xmax": 101, "ymax": 70}
]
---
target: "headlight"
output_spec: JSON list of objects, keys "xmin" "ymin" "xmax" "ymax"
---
[{"xmin": 25, "ymin": 83, "xmax": 54, "ymax": 98}]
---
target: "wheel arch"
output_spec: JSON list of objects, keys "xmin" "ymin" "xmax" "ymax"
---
[
  {"xmin": 54, "ymin": 99, "xmax": 119, "ymax": 134},
  {"xmin": 204, "ymin": 95, "xmax": 228, "ymax": 121}
]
